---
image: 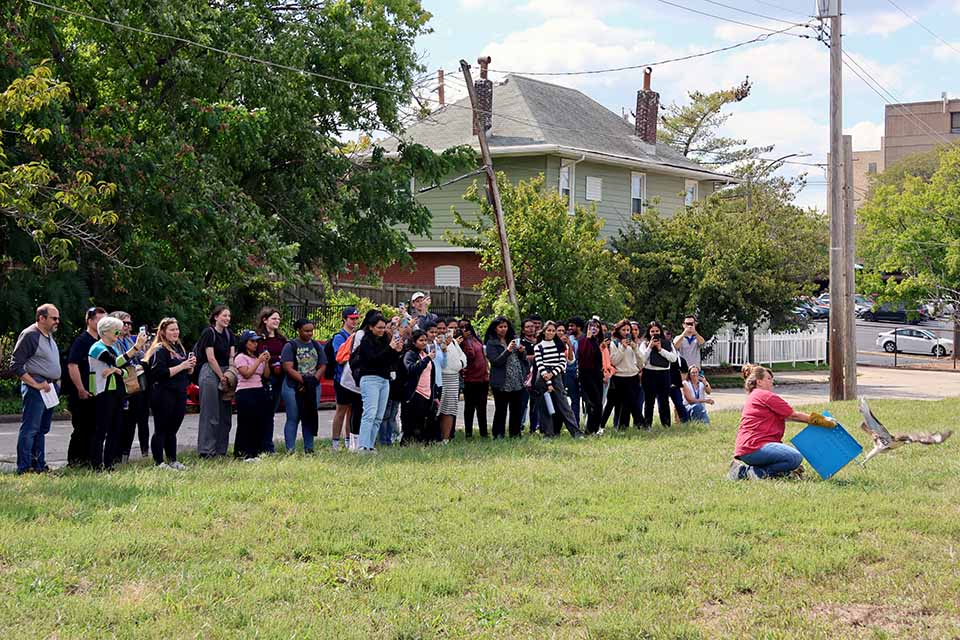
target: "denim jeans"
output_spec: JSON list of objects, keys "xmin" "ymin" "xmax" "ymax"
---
[
  {"xmin": 520, "ymin": 388, "xmax": 540, "ymax": 433},
  {"xmin": 738, "ymin": 442, "xmax": 803, "ymax": 478},
  {"xmin": 18, "ymin": 383, "xmax": 56, "ymax": 473},
  {"xmin": 378, "ymin": 399, "xmax": 399, "ymax": 445},
  {"xmin": 281, "ymin": 378, "xmax": 320, "ymax": 452},
  {"xmin": 359, "ymin": 376, "xmax": 391, "ymax": 449},
  {"xmin": 563, "ymin": 366, "xmax": 580, "ymax": 426},
  {"xmin": 686, "ymin": 403, "xmax": 710, "ymax": 423}
]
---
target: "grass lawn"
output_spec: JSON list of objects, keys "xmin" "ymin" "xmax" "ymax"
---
[{"xmin": 2, "ymin": 398, "xmax": 959, "ymax": 639}]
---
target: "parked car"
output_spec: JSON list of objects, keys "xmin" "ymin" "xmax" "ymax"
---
[
  {"xmin": 795, "ymin": 297, "xmax": 829, "ymax": 320},
  {"xmin": 876, "ymin": 328, "xmax": 953, "ymax": 356},
  {"xmin": 860, "ymin": 303, "xmax": 929, "ymax": 323}
]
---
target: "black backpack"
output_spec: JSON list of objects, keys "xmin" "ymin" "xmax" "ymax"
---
[{"xmin": 322, "ymin": 335, "xmax": 337, "ymax": 380}]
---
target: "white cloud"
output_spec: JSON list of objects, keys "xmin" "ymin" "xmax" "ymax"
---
[
  {"xmin": 845, "ymin": 120, "xmax": 884, "ymax": 151},
  {"xmin": 845, "ymin": 10, "xmax": 913, "ymax": 36},
  {"xmin": 933, "ymin": 41, "xmax": 960, "ymax": 59}
]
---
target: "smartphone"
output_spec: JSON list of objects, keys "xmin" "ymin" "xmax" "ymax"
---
[
  {"xmin": 139, "ymin": 325, "xmax": 147, "ymax": 335},
  {"xmin": 513, "ymin": 337, "xmax": 521, "ymax": 348}
]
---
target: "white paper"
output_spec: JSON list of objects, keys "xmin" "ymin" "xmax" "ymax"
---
[{"xmin": 40, "ymin": 386, "xmax": 59, "ymax": 410}]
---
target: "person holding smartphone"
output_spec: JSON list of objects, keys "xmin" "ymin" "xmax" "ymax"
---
[
  {"xmin": 111, "ymin": 311, "xmax": 151, "ymax": 463},
  {"xmin": 354, "ymin": 314, "xmax": 404, "ymax": 452},
  {"xmin": 438, "ymin": 327, "xmax": 466, "ymax": 442},
  {"xmin": 233, "ymin": 330, "xmax": 272, "ymax": 461},
  {"xmin": 145, "ymin": 318, "xmax": 194, "ymax": 469},
  {"xmin": 577, "ymin": 319, "xmax": 605, "ymax": 434},
  {"xmin": 639, "ymin": 321, "xmax": 678, "ymax": 428},
  {"xmin": 484, "ymin": 316, "xmax": 525, "ymax": 438},
  {"xmin": 604, "ymin": 319, "xmax": 645, "ymax": 430}
]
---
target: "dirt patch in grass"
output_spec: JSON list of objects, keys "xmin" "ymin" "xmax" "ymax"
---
[
  {"xmin": 115, "ymin": 581, "xmax": 153, "ymax": 607},
  {"xmin": 697, "ymin": 598, "xmax": 750, "ymax": 635},
  {"xmin": 810, "ymin": 603, "xmax": 932, "ymax": 633}
]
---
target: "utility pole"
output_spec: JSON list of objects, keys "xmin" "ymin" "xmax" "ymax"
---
[
  {"xmin": 460, "ymin": 57, "xmax": 520, "ymax": 319},
  {"xmin": 842, "ymin": 134, "xmax": 857, "ymax": 398},
  {"xmin": 823, "ymin": 0, "xmax": 846, "ymax": 401}
]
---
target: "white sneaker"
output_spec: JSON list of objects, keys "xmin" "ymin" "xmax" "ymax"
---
[
  {"xmin": 243, "ymin": 457, "xmax": 261, "ymax": 463},
  {"xmin": 169, "ymin": 461, "xmax": 187, "ymax": 471},
  {"xmin": 157, "ymin": 462, "xmax": 172, "ymax": 470}
]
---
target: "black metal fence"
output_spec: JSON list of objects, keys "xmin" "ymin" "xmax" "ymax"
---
[{"xmin": 280, "ymin": 303, "xmax": 481, "ymax": 340}]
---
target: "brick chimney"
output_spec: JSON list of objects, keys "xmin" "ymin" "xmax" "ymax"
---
[
  {"xmin": 635, "ymin": 67, "xmax": 659, "ymax": 146},
  {"xmin": 473, "ymin": 56, "xmax": 493, "ymax": 135}
]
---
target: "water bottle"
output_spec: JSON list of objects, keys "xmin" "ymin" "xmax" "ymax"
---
[{"xmin": 544, "ymin": 385, "xmax": 555, "ymax": 415}]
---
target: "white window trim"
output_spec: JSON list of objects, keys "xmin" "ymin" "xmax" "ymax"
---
[
  {"xmin": 684, "ymin": 179, "xmax": 699, "ymax": 206},
  {"xmin": 559, "ymin": 161, "xmax": 575, "ymax": 214},
  {"xmin": 631, "ymin": 171, "xmax": 646, "ymax": 214},
  {"xmin": 585, "ymin": 176, "xmax": 603, "ymax": 202}
]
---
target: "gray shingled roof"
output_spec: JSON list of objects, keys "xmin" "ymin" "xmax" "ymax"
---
[{"xmin": 380, "ymin": 74, "xmax": 733, "ymax": 180}]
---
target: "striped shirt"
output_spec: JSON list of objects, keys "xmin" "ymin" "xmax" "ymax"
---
[{"xmin": 535, "ymin": 340, "xmax": 566, "ymax": 378}]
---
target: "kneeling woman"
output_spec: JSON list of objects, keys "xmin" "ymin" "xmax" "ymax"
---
[{"xmin": 730, "ymin": 365, "xmax": 836, "ymax": 480}]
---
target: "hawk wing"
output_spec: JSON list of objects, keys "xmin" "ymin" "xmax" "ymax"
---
[
  {"xmin": 894, "ymin": 430, "xmax": 953, "ymax": 445},
  {"xmin": 859, "ymin": 398, "xmax": 893, "ymax": 446}
]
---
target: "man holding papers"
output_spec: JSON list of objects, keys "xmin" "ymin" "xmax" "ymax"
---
[{"xmin": 11, "ymin": 304, "xmax": 62, "ymax": 475}]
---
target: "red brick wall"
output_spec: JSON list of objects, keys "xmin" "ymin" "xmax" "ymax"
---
[{"xmin": 341, "ymin": 251, "xmax": 486, "ymax": 288}]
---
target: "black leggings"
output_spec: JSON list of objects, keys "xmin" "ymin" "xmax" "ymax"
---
[
  {"xmin": 642, "ymin": 369, "xmax": 672, "ymax": 427},
  {"xmin": 120, "ymin": 386, "xmax": 151, "ymax": 458},
  {"xmin": 150, "ymin": 388, "xmax": 186, "ymax": 464},
  {"xmin": 462, "ymin": 380, "xmax": 489, "ymax": 437},
  {"xmin": 607, "ymin": 375, "xmax": 643, "ymax": 429},
  {"xmin": 491, "ymin": 388, "xmax": 523, "ymax": 438},
  {"xmin": 401, "ymin": 393, "xmax": 433, "ymax": 443},
  {"xmin": 579, "ymin": 371, "xmax": 604, "ymax": 434}
]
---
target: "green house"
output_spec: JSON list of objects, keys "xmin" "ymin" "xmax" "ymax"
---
[{"xmin": 377, "ymin": 73, "xmax": 734, "ymax": 289}]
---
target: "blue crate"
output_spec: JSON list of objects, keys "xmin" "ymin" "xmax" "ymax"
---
[{"xmin": 790, "ymin": 410, "xmax": 863, "ymax": 480}]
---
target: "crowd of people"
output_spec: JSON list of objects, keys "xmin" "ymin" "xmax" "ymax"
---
[{"xmin": 10, "ymin": 293, "xmax": 749, "ymax": 475}]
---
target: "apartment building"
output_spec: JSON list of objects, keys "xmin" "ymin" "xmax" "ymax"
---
[{"xmin": 884, "ymin": 93, "xmax": 960, "ymax": 167}]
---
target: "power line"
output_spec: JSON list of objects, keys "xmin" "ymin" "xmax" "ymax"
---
[
  {"xmin": 652, "ymin": 0, "xmax": 816, "ymax": 36},
  {"xmin": 750, "ymin": 0, "xmax": 809, "ymax": 18},
  {"xmin": 488, "ymin": 24, "xmax": 810, "ymax": 76},
  {"xmin": 883, "ymin": 0, "xmax": 960, "ymax": 58},
  {"xmin": 698, "ymin": 0, "xmax": 808, "ymax": 27},
  {"xmin": 840, "ymin": 50, "xmax": 958, "ymax": 150}
]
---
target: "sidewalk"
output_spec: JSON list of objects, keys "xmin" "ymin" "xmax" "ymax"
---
[{"xmin": 3, "ymin": 367, "xmax": 959, "ymax": 472}]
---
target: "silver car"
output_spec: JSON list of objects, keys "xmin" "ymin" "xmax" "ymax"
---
[{"xmin": 876, "ymin": 328, "xmax": 953, "ymax": 356}]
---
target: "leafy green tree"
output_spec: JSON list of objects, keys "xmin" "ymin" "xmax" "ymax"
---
[
  {"xmin": 613, "ymin": 185, "xmax": 828, "ymax": 336},
  {"xmin": 858, "ymin": 146, "xmax": 960, "ymax": 316},
  {"xmin": 2, "ymin": 0, "xmax": 474, "ymax": 337},
  {"xmin": 447, "ymin": 175, "xmax": 632, "ymax": 322}
]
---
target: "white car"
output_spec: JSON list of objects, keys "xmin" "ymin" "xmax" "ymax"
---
[{"xmin": 876, "ymin": 328, "xmax": 953, "ymax": 356}]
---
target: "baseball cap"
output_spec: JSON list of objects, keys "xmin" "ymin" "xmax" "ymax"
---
[
  {"xmin": 411, "ymin": 291, "xmax": 427, "ymax": 303},
  {"xmin": 342, "ymin": 306, "xmax": 359, "ymax": 319},
  {"xmin": 239, "ymin": 330, "xmax": 262, "ymax": 343}
]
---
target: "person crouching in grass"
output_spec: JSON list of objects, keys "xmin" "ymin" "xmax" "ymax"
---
[
  {"xmin": 728, "ymin": 365, "xmax": 837, "ymax": 480},
  {"xmin": 234, "ymin": 330, "xmax": 272, "ymax": 461}
]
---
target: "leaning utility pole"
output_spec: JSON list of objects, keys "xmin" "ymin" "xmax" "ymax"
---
[
  {"xmin": 842, "ymin": 134, "xmax": 857, "ymax": 399},
  {"xmin": 460, "ymin": 57, "xmax": 520, "ymax": 319},
  {"xmin": 822, "ymin": 0, "xmax": 849, "ymax": 401}
]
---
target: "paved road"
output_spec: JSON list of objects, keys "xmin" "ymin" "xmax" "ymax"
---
[
  {"xmin": 4, "ymin": 367, "xmax": 959, "ymax": 472},
  {"xmin": 815, "ymin": 318, "xmax": 959, "ymax": 367}
]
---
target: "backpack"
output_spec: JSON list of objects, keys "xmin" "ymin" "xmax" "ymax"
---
[
  {"xmin": 335, "ymin": 333, "xmax": 355, "ymax": 364},
  {"xmin": 322, "ymin": 339, "xmax": 336, "ymax": 379}
]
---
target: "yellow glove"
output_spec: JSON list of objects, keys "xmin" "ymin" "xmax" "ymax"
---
[{"xmin": 809, "ymin": 412, "xmax": 837, "ymax": 428}]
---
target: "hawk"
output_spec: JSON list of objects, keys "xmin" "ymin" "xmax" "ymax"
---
[{"xmin": 858, "ymin": 398, "xmax": 952, "ymax": 464}]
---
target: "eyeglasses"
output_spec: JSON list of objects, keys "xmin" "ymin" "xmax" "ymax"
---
[
  {"xmin": 112, "ymin": 330, "xmax": 122, "ymax": 336},
  {"xmin": 47, "ymin": 316, "xmax": 60, "ymax": 322},
  {"xmin": 122, "ymin": 321, "xmax": 133, "ymax": 326},
  {"xmin": 683, "ymin": 322, "xmax": 695, "ymax": 326}
]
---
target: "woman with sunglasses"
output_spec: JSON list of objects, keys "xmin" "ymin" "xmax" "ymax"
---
[{"xmin": 111, "ymin": 311, "xmax": 150, "ymax": 463}]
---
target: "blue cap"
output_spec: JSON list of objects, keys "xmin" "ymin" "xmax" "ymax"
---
[{"xmin": 239, "ymin": 330, "xmax": 262, "ymax": 343}]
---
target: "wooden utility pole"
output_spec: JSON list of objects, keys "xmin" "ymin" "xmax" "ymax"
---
[
  {"xmin": 825, "ymin": 0, "xmax": 846, "ymax": 401},
  {"xmin": 460, "ymin": 57, "xmax": 520, "ymax": 319},
  {"xmin": 842, "ymin": 134, "xmax": 857, "ymax": 399},
  {"xmin": 437, "ymin": 69, "xmax": 445, "ymax": 107}
]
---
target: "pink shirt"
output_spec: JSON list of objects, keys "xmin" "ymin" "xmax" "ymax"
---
[
  {"xmin": 234, "ymin": 353, "xmax": 265, "ymax": 391},
  {"xmin": 415, "ymin": 352, "xmax": 432, "ymax": 399},
  {"xmin": 735, "ymin": 388, "xmax": 795, "ymax": 457}
]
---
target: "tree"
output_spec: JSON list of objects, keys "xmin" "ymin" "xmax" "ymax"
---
[
  {"xmin": 447, "ymin": 175, "xmax": 632, "ymax": 322},
  {"xmin": 659, "ymin": 78, "xmax": 772, "ymax": 169},
  {"xmin": 858, "ymin": 146, "xmax": 960, "ymax": 317},
  {"xmin": 613, "ymin": 186, "xmax": 828, "ymax": 337},
  {"xmin": 2, "ymin": 0, "xmax": 474, "ymax": 337}
]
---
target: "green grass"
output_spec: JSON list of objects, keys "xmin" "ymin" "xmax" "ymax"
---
[{"xmin": 2, "ymin": 399, "xmax": 959, "ymax": 638}]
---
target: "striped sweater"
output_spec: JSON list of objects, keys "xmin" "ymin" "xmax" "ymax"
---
[{"xmin": 534, "ymin": 340, "xmax": 567, "ymax": 379}]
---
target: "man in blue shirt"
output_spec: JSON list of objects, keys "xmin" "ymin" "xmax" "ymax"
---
[{"xmin": 330, "ymin": 307, "xmax": 359, "ymax": 450}]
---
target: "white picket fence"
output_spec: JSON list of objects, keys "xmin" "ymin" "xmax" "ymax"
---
[{"xmin": 701, "ymin": 326, "xmax": 827, "ymax": 368}]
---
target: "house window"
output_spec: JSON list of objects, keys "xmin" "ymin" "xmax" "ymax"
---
[
  {"xmin": 631, "ymin": 172, "xmax": 646, "ymax": 214},
  {"xmin": 951, "ymin": 112, "xmax": 960, "ymax": 134},
  {"xmin": 434, "ymin": 265, "xmax": 461, "ymax": 287},
  {"xmin": 867, "ymin": 162, "xmax": 877, "ymax": 175},
  {"xmin": 684, "ymin": 179, "xmax": 698, "ymax": 206},
  {"xmin": 559, "ymin": 163, "xmax": 571, "ymax": 205},
  {"xmin": 586, "ymin": 176, "xmax": 602, "ymax": 202}
]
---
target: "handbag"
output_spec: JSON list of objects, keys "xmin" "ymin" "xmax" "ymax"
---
[{"xmin": 123, "ymin": 364, "xmax": 144, "ymax": 395}]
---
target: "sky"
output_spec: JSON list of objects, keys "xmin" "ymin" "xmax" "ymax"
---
[{"xmin": 412, "ymin": 0, "xmax": 960, "ymax": 210}]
